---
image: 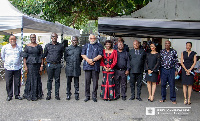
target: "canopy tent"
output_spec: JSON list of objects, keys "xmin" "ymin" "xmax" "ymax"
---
[
  {"xmin": 0, "ymin": 0, "xmax": 80, "ymax": 36},
  {"xmin": 98, "ymin": 0, "xmax": 200, "ymax": 39}
]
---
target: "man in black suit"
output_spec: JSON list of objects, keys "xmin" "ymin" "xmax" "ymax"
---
[{"xmin": 129, "ymin": 40, "xmax": 146, "ymax": 101}]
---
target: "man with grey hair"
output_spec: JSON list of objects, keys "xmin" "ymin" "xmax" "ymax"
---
[
  {"xmin": 129, "ymin": 40, "xmax": 146, "ymax": 101},
  {"xmin": 64, "ymin": 36, "xmax": 82, "ymax": 100},
  {"xmin": 81, "ymin": 34, "xmax": 103, "ymax": 102}
]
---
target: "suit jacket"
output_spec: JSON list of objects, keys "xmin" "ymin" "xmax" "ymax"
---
[{"xmin": 129, "ymin": 48, "xmax": 146, "ymax": 73}]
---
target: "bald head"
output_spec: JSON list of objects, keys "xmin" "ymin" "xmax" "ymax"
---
[{"xmin": 133, "ymin": 40, "xmax": 139, "ymax": 50}]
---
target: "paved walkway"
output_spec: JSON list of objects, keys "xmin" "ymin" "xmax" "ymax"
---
[{"xmin": 0, "ymin": 68, "xmax": 199, "ymax": 121}]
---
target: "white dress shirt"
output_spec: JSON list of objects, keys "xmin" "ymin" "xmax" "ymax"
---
[{"xmin": 1, "ymin": 43, "xmax": 22, "ymax": 70}]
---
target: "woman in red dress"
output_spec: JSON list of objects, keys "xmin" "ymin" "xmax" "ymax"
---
[{"xmin": 100, "ymin": 40, "xmax": 117, "ymax": 101}]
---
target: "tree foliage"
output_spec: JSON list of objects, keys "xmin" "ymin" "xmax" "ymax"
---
[{"xmin": 9, "ymin": 0, "xmax": 151, "ymax": 29}]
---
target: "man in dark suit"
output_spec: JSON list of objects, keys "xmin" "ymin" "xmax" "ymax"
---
[{"xmin": 129, "ymin": 40, "xmax": 146, "ymax": 101}]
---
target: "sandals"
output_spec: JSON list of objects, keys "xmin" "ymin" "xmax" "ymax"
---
[
  {"xmin": 172, "ymin": 101, "xmax": 177, "ymax": 104},
  {"xmin": 184, "ymin": 99, "xmax": 187, "ymax": 105},
  {"xmin": 188, "ymin": 99, "xmax": 191, "ymax": 105},
  {"xmin": 159, "ymin": 100, "xmax": 166, "ymax": 103}
]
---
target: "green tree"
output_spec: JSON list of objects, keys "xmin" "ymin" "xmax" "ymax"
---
[{"xmin": 9, "ymin": 0, "xmax": 151, "ymax": 29}]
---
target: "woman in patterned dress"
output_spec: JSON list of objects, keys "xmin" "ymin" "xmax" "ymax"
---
[{"xmin": 100, "ymin": 40, "xmax": 117, "ymax": 101}]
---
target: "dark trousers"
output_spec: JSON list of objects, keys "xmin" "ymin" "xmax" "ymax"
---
[
  {"xmin": 160, "ymin": 68, "xmax": 176, "ymax": 101},
  {"xmin": 130, "ymin": 73, "xmax": 143, "ymax": 98},
  {"xmin": 85, "ymin": 70, "xmax": 99, "ymax": 99},
  {"xmin": 114, "ymin": 70, "xmax": 127, "ymax": 97},
  {"xmin": 67, "ymin": 76, "xmax": 79, "ymax": 96},
  {"xmin": 5, "ymin": 69, "xmax": 21, "ymax": 97},
  {"xmin": 46, "ymin": 63, "xmax": 61, "ymax": 97}
]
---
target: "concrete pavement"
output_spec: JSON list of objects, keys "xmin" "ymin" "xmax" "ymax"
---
[{"xmin": 0, "ymin": 68, "xmax": 199, "ymax": 121}]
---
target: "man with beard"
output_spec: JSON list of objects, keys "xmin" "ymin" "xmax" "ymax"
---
[{"xmin": 81, "ymin": 34, "xmax": 103, "ymax": 102}]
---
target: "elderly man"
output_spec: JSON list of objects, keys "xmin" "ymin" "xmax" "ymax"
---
[
  {"xmin": 160, "ymin": 40, "xmax": 179, "ymax": 104},
  {"xmin": 43, "ymin": 33, "xmax": 64, "ymax": 100},
  {"xmin": 129, "ymin": 40, "xmax": 146, "ymax": 101},
  {"xmin": 1, "ymin": 35, "xmax": 23, "ymax": 101},
  {"xmin": 81, "ymin": 34, "xmax": 103, "ymax": 102},
  {"xmin": 64, "ymin": 36, "xmax": 82, "ymax": 100}
]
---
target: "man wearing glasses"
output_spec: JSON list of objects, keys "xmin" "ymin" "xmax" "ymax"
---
[
  {"xmin": 81, "ymin": 34, "xmax": 103, "ymax": 102},
  {"xmin": 43, "ymin": 33, "xmax": 64, "ymax": 100}
]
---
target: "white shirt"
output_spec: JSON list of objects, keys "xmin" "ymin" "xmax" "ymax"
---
[{"xmin": 1, "ymin": 43, "xmax": 22, "ymax": 70}]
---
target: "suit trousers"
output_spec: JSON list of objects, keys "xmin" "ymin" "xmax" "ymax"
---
[
  {"xmin": 160, "ymin": 68, "xmax": 176, "ymax": 101},
  {"xmin": 114, "ymin": 70, "xmax": 127, "ymax": 97},
  {"xmin": 130, "ymin": 73, "xmax": 143, "ymax": 98},
  {"xmin": 67, "ymin": 76, "xmax": 79, "ymax": 96},
  {"xmin": 85, "ymin": 70, "xmax": 99, "ymax": 99},
  {"xmin": 5, "ymin": 69, "xmax": 21, "ymax": 97},
  {"xmin": 46, "ymin": 63, "xmax": 61, "ymax": 97}
]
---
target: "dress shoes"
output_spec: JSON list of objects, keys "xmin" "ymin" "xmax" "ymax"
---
[
  {"xmin": 66, "ymin": 95, "xmax": 71, "ymax": 100},
  {"xmin": 114, "ymin": 95, "xmax": 120, "ymax": 100},
  {"xmin": 15, "ymin": 96, "xmax": 22, "ymax": 100},
  {"xmin": 129, "ymin": 97, "xmax": 135, "ymax": 100},
  {"xmin": 84, "ymin": 97, "xmax": 90, "ymax": 102},
  {"xmin": 75, "ymin": 95, "xmax": 79, "ymax": 100},
  {"xmin": 55, "ymin": 96, "xmax": 61, "ymax": 100},
  {"xmin": 31, "ymin": 98, "xmax": 38, "ymax": 101},
  {"xmin": 136, "ymin": 97, "xmax": 142, "ymax": 101},
  {"xmin": 122, "ymin": 97, "xmax": 126, "ymax": 101},
  {"xmin": 92, "ymin": 98, "xmax": 97, "ymax": 102},
  {"xmin": 6, "ymin": 97, "xmax": 12, "ymax": 101},
  {"xmin": 46, "ymin": 96, "xmax": 51, "ymax": 100}
]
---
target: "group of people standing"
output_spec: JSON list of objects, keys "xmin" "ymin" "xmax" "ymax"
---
[{"xmin": 1, "ymin": 34, "xmax": 197, "ymax": 105}]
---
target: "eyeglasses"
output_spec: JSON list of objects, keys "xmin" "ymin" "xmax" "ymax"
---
[
  {"xmin": 51, "ymin": 36, "xmax": 57, "ymax": 38},
  {"xmin": 30, "ymin": 37, "xmax": 36, "ymax": 38}
]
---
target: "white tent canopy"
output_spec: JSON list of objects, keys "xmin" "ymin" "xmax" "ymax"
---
[{"xmin": 0, "ymin": 0, "xmax": 80, "ymax": 36}]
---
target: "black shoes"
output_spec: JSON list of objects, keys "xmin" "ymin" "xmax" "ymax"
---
[
  {"xmin": 136, "ymin": 97, "xmax": 142, "ymax": 101},
  {"xmin": 129, "ymin": 97, "xmax": 135, "ymax": 100},
  {"xmin": 122, "ymin": 97, "xmax": 126, "ymax": 101},
  {"xmin": 55, "ymin": 96, "xmax": 60, "ymax": 100},
  {"xmin": 84, "ymin": 97, "xmax": 90, "ymax": 102},
  {"xmin": 15, "ymin": 96, "xmax": 22, "ymax": 100},
  {"xmin": 114, "ymin": 95, "xmax": 120, "ymax": 100},
  {"xmin": 66, "ymin": 95, "xmax": 71, "ymax": 100},
  {"xmin": 46, "ymin": 96, "xmax": 51, "ymax": 100},
  {"xmin": 75, "ymin": 95, "xmax": 79, "ymax": 100},
  {"xmin": 6, "ymin": 97, "xmax": 12, "ymax": 101},
  {"xmin": 92, "ymin": 98, "xmax": 97, "ymax": 102}
]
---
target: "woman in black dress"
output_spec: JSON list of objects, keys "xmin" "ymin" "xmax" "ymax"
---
[
  {"xmin": 23, "ymin": 34, "xmax": 44, "ymax": 101},
  {"xmin": 145, "ymin": 43, "xmax": 160, "ymax": 102},
  {"xmin": 180, "ymin": 42, "xmax": 197, "ymax": 105}
]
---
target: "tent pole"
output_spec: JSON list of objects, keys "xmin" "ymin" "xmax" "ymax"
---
[
  {"xmin": 61, "ymin": 33, "xmax": 63, "ymax": 43},
  {"xmin": 21, "ymin": 28, "xmax": 24, "ymax": 85}
]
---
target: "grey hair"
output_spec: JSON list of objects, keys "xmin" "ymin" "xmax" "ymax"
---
[{"xmin": 89, "ymin": 34, "xmax": 96, "ymax": 40}]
